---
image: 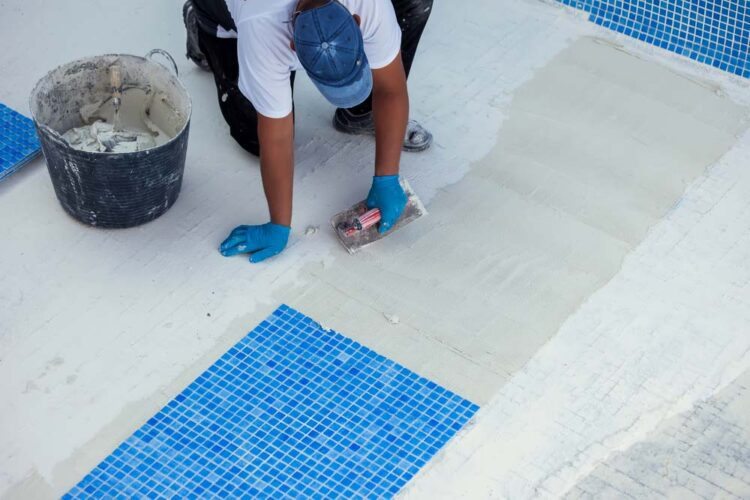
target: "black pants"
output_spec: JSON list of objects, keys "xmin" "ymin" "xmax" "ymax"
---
[{"xmin": 198, "ymin": 0, "xmax": 434, "ymax": 156}]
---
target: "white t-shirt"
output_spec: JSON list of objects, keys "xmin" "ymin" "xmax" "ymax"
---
[{"xmin": 223, "ymin": 0, "xmax": 402, "ymax": 118}]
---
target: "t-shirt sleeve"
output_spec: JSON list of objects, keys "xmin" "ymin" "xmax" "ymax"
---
[
  {"xmin": 236, "ymin": 18, "xmax": 294, "ymax": 119},
  {"xmin": 360, "ymin": 0, "xmax": 402, "ymax": 69}
]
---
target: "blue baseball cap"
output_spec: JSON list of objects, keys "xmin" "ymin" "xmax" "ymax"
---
[{"xmin": 293, "ymin": 0, "xmax": 372, "ymax": 108}]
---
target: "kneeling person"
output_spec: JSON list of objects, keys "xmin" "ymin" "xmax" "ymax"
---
[{"xmin": 183, "ymin": 0, "xmax": 434, "ymax": 262}]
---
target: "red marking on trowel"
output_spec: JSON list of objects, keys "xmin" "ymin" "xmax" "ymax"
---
[{"xmin": 344, "ymin": 208, "xmax": 382, "ymax": 237}]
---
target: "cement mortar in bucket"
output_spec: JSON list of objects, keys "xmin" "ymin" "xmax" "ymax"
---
[{"xmin": 29, "ymin": 50, "xmax": 192, "ymax": 228}]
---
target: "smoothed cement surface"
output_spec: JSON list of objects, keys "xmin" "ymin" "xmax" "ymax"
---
[
  {"xmin": 403, "ymin": 128, "xmax": 750, "ymax": 498},
  {"xmin": 1, "ymin": 0, "xmax": 749, "ymax": 497},
  {"xmin": 274, "ymin": 36, "xmax": 747, "ymax": 403}
]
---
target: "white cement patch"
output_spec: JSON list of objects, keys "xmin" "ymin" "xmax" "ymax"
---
[
  {"xmin": 402, "ymin": 129, "xmax": 750, "ymax": 498},
  {"xmin": 1, "ymin": 0, "xmax": 749, "ymax": 496},
  {"xmin": 277, "ymin": 35, "xmax": 747, "ymax": 410},
  {"xmin": 0, "ymin": 0, "xmax": 584, "ymax": 494}
]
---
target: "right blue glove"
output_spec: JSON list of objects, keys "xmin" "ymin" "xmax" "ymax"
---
[
  {"xmin": 219, "ymin": 222, "xmax": 290, "ymax": 263},
  {"xmin": 366, "ymin": 175, "xmax": 407, "ymax": 234}
]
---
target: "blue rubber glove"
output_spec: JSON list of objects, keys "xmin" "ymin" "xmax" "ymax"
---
[
  {"xmin": 366, "ymin": 175, "xmax": 407, "ymax": 234},
  {"xmin": 219, "ymin": 223, "xmax": 290, "ymax": 263}
]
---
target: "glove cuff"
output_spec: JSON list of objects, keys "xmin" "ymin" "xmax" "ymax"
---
[
  {"xmin": 372, "ymin": 174, "xmax": 399, "ymax": 185},
  {"xmin": 266, "ymin": 222, "xmax": 291, "ymax": 231}
]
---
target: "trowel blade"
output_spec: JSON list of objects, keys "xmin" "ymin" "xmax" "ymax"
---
[{"xmin": 331, "ymin": 178, "xmax": 427, "ymax": 254}]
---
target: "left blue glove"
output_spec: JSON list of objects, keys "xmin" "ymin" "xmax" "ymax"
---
[
  {"xmin": 219, "ymin": 222, "xmax": 290, "ymax": 263},
  {"xmin": 366, "ymin": 175, "xmax": 407, "ymax": 234}
]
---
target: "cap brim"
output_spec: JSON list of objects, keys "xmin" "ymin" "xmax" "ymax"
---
[{"xmin": 311, "ymin": 60, "xmax": 373, "ymax": 109}]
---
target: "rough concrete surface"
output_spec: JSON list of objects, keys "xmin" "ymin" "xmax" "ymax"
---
[
  {"xmin": 1, "ymin": 0, "xmax": 749, "ymax": 497},
  {"xmin": 567, "ymin": 370, "xmax": 750, "ymax": 499}
]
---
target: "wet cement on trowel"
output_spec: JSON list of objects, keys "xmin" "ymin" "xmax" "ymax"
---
[{"xmin": 332, "ymin": 179, "xmax": 427, "ymax": 254}]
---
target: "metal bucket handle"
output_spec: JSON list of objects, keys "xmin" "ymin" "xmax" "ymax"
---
[{"xmin": 146, "ymin": 49, "xmax": 179, "ymax": 78}]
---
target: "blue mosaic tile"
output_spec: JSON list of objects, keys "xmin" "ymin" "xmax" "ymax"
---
[
  {"xmin": 556, "ymin": 0, "xmax": 749, "ymax": 78},
  {"xmin": 0, "ymin": 103, "xmax": 40, "ymax": 182},
  {"xmin": 64, "ymin": 305, "xmax": 478, "ymax": 499}
]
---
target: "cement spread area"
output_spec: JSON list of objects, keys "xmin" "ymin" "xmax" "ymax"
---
[{"xmin": 1, "ymin": 0, "xmax": 749, "ymax": 498}]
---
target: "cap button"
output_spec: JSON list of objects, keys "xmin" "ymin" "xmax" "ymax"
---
[{"xmin": 321, "ymin": 42, "xmax": 330, "ymax": 49}]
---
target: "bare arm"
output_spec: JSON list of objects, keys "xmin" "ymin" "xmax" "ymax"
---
[
  {"xmin": 371, "ymin": 52, "xmax": 409, "ymax": 176},
  {"xmin": 257, "ymin": 112, "xmax": 295, "ymax": 227}
]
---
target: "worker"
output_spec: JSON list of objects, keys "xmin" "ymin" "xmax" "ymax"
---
[{"xmin": 183, "ymin": 0, "xmax": 433, "ymax": 262}]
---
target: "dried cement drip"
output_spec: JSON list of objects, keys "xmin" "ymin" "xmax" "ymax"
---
[
  {"xmin": 383, "ymin": 313, "xmax": 400, "ymax": 325},
  {"xmin": 63, "ymin": 121, "xmax": 158, "ymax": 153}
]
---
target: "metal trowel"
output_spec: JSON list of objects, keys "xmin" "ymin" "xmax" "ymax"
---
[{"xmin": 331, "ymin": 178, "xmax": 427, "ymax": 254}]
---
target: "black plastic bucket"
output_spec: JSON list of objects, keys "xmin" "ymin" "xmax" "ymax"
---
[{"xmin": 29, "ymin": 50, "xmax": 192, "ymax": 228}]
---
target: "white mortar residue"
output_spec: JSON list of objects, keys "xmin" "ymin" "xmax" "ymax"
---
[
  {"xmin": 1, "ymin": 0, "xmax": 749, "ymax": 497},
  {"xmin": 402, "ymin": 130, "xmax": 750, "ymax": 498},
  {"xmin": 0, "ymin": 0, "xmax": 583, "ymax": 493}
]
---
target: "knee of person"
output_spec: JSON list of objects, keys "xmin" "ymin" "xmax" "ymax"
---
[
  {"xmin": 230, "ymin": 128, "xmax": 260, "ymax": 157},
  {"xmin": 401, "ymin": 0, "xmax": 434, "ymax": 23}
]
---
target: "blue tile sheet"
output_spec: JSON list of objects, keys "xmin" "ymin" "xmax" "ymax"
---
[
  {"xmin": 0, "ymin": 103, "xmax": 40, "ymax": 182},
  {"xmin": 65, "ymin": 305, "xmax": 479, "ymax": 499},
  {"xmin": 555, "ymin": 0, "xmax": 749, "ymax": 79}
]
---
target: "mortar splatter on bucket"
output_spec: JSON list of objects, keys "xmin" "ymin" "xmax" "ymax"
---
[{"xmin": 29, "ymin": 50, "xmax": 192, "ymax": 228}]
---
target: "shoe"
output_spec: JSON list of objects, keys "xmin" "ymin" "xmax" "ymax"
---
[
  {"xmin": 333, "ymin": 108, "xmax": 433, "ymax": 152},
  {"xmin": 183, "ymin": 0, "xmax": 211, "ymax": 72}
]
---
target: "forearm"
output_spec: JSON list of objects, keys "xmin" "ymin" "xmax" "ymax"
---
[
  {"xmin": 257, "ymin": 113, "xmax": 295, "ymax": 227},
  {"xmin": 372, "ymin": 54, "xmax": 409, "ymax": 176}
]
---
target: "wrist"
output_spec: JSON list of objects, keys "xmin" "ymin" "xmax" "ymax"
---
[
  {"xmin": 269, "ymin": 214, "xmax": 292, "ymax": 228},
  {"xmin": 374, "ymin": 165, "xmax": 399, "ymax": 177},
  {"xmin": 267, "ymin": 221, "xmax": 291, "ymax": 232}
]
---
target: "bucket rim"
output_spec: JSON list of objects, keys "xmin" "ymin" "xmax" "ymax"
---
[{"xmin": 29, "ymin": 52, "xmax": 193, "ymax": 155}]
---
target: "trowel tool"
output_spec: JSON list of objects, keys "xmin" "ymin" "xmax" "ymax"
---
[
  {"xmin": 331, "ymin": 178, "xmax": 427, "ymax": 254},
  {"xmin": 110, "ymin": 64, "xmax": 123, "ymax": 131}
]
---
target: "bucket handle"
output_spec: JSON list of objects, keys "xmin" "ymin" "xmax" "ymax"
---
[{"xmin": 146, "ymin": 49, "xmax": 179, "ymax": 78}]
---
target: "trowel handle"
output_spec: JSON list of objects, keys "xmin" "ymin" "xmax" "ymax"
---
[
  {"xmin": 109, "ymin": 65, "xmax": 123, "ymax": 127},
  {"xmin": 110, "ymin": 65, "xmax": 122, "ymax": 90},
  {"xmin": 356, "ymin": 208, "xmax": 381, "ymax": 230},
  {"xmin": 342, "ymin": 208, "xmax": 381, "ymax": 237}
]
